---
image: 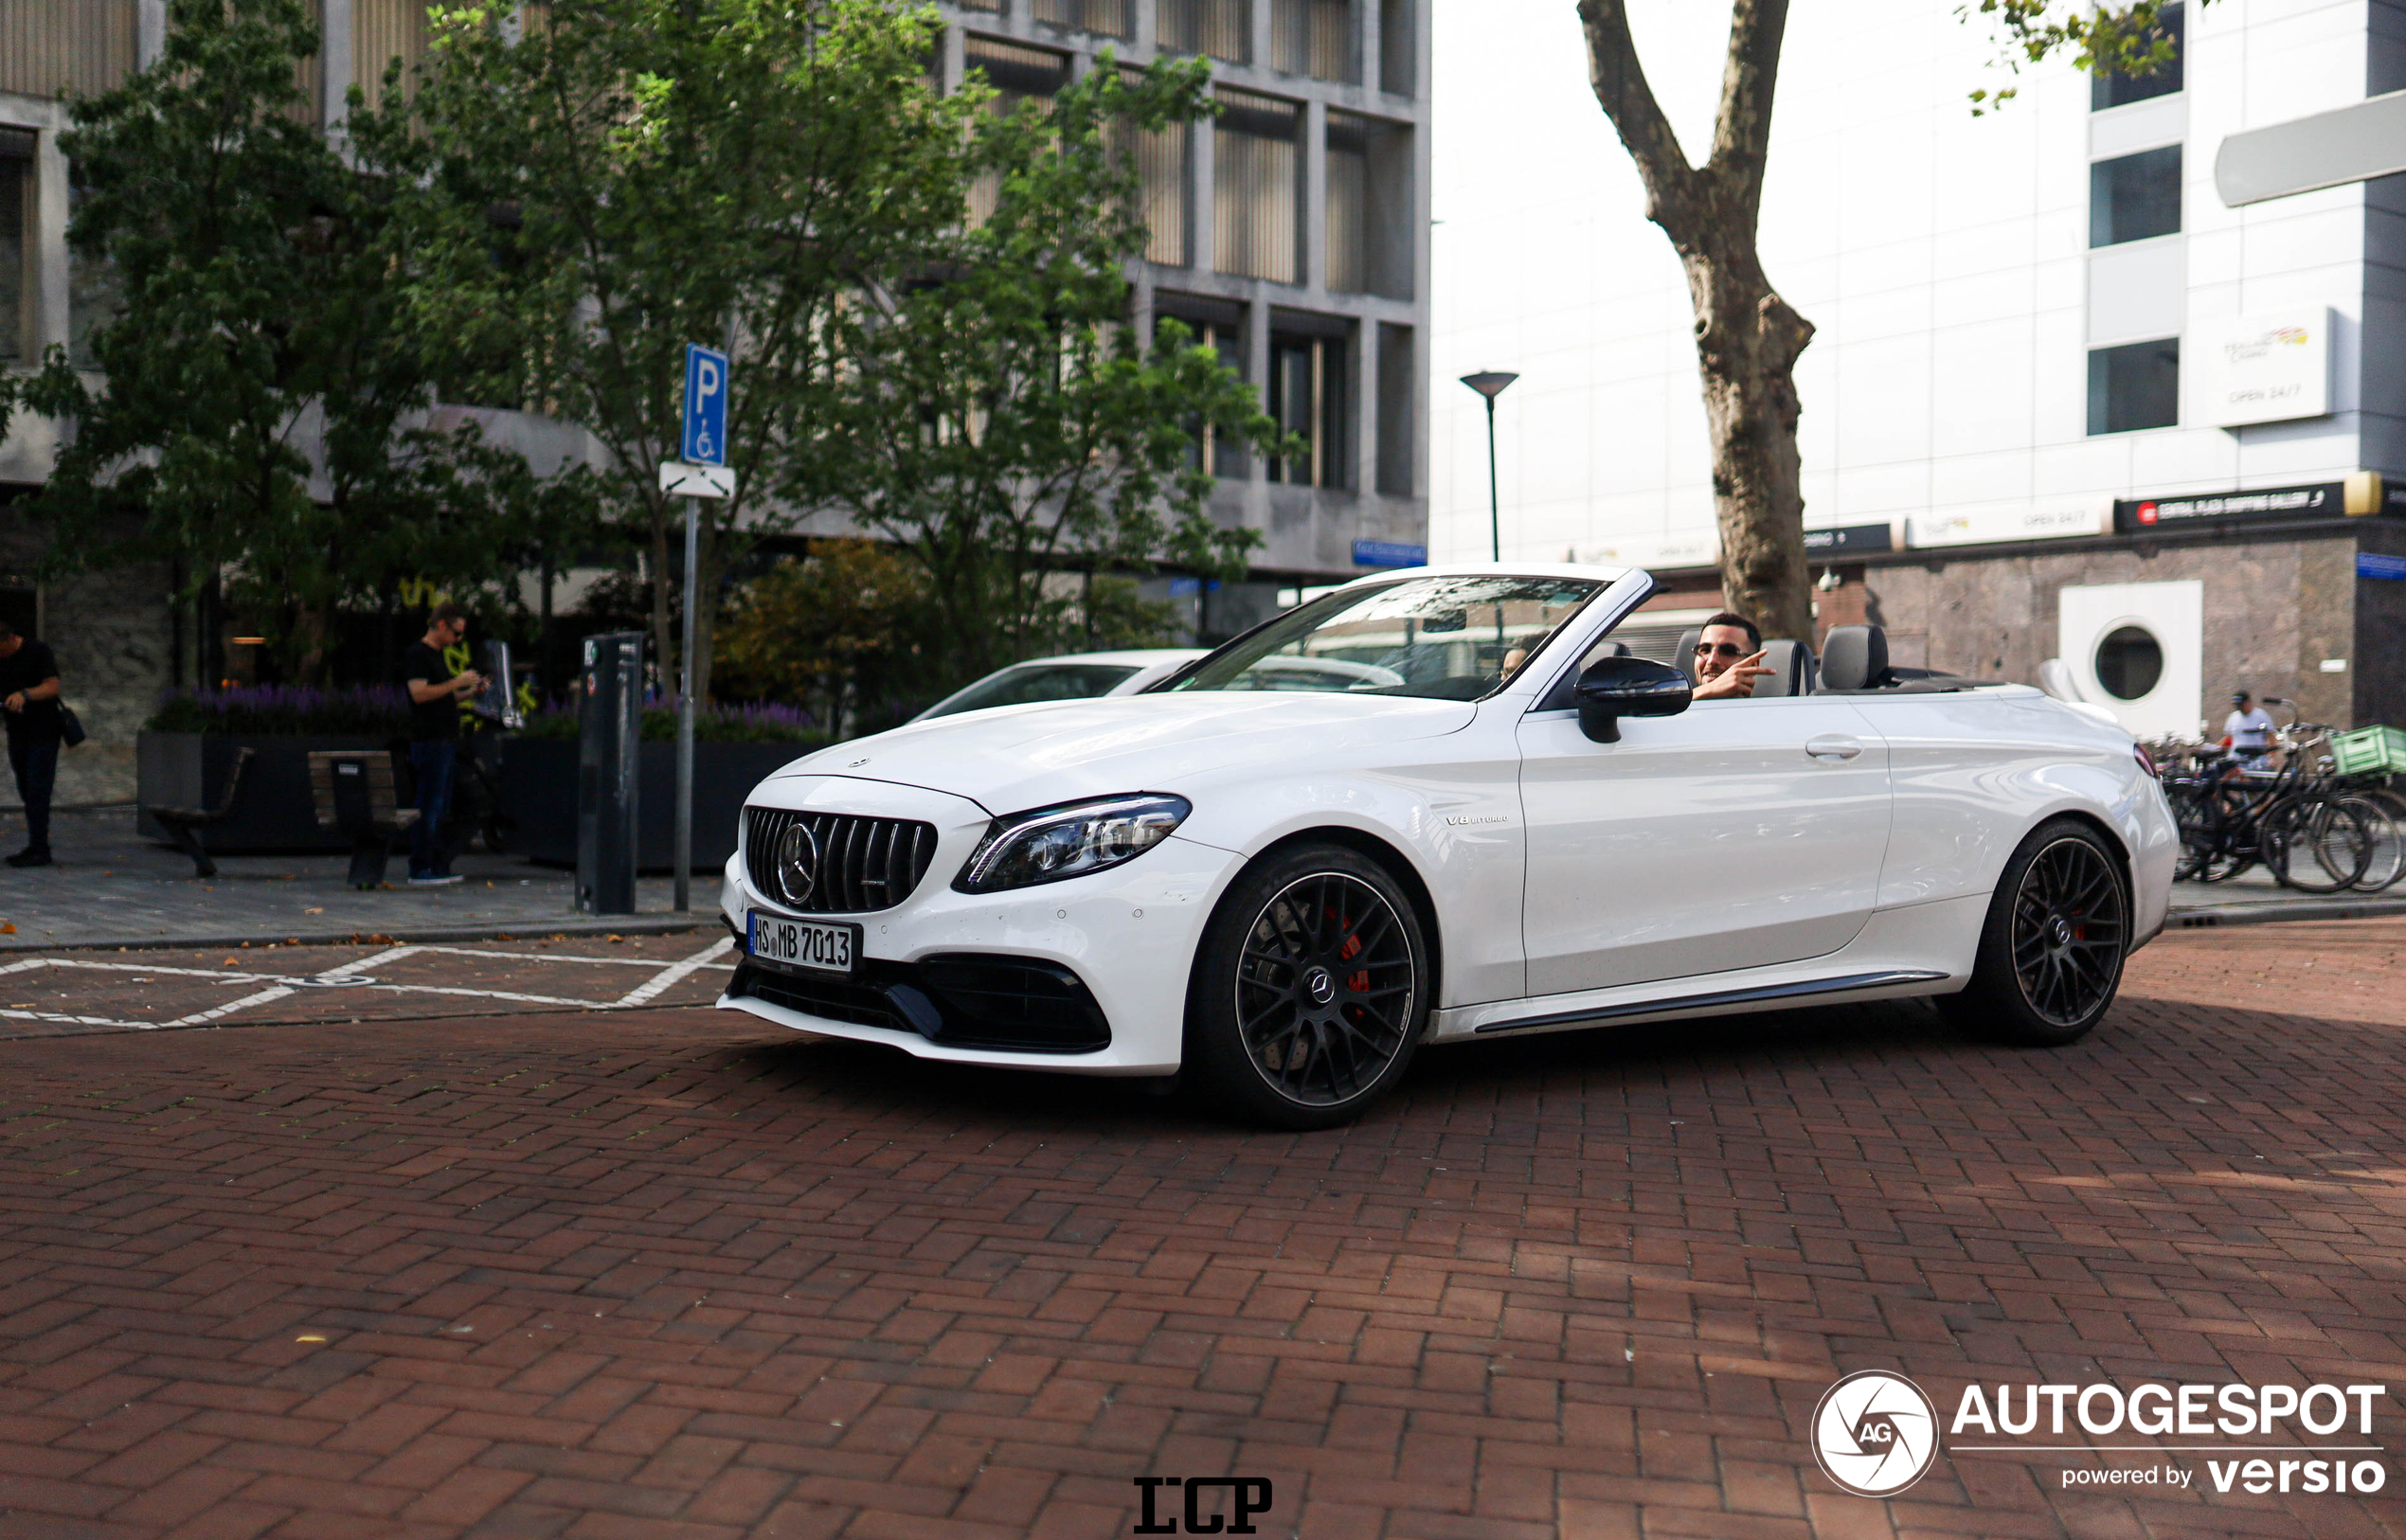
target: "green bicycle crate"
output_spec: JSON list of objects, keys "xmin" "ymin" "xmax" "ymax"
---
[{"xmin": 2331, "ymin": 725, "xmax": 2406, "ymax": 776}]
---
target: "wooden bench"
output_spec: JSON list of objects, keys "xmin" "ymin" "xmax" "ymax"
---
[
  {"xmin": 308, "ymin": 751, "xmax": 420, "ymax": 889},
  {"xmin": 143, "ymin": 746, "xmax": 257, "ymax": 878}
]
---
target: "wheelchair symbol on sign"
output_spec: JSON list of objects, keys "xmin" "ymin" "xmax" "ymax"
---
[{"xmin": 683, "ymin": 344, "xmax": 727, "ymax": 467}]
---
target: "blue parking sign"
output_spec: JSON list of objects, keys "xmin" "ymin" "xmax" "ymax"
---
[{"xmin": 682, "ymin": 344, "xmax": 727, "ymax": 466}]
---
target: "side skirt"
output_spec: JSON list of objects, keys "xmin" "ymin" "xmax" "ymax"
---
[{"xmin": 1467, "ymin": 969, "xmax": 1950, "ymax": 1035}]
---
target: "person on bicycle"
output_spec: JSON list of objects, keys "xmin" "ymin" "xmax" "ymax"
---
[{"xmin": 2223, "ymin": 691, "xmax": 2276, "ymax": 763}]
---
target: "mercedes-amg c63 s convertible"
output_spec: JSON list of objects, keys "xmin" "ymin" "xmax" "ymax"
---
[{"xmin": 718, "ymin": 564, "xmax": 2177, "ymax": 1127}]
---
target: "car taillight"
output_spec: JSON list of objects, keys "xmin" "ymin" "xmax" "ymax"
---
[{"xmin": 2133, "ymin": 743, "xmax": 2159, "ymax": 779}]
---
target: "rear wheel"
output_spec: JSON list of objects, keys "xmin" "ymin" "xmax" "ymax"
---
[
  {"xmin": 1941, "ymin": 818, "xmax": 2129, "ymax": 1047},
  {"xmin": 1184, "ymin": 843, "xmax": 1431, "ymax": 1129}
]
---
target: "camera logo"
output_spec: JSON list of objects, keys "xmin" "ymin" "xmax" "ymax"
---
[{"xmin": 1813, "ymin": 1370, "xmax": 1940, "ymax": 1496}]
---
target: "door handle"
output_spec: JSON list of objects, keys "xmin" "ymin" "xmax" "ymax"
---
[{"xmin": 1805, "ymin": 734, "xmax": 1863, "ymax": 761}]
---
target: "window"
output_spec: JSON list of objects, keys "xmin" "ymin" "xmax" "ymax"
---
[
  {"xmin": 354, "ymin": 0, "xmax": 429, "ymax": 113},
  {"xmin": 1160, "ymin": 0, "xmax": 1248, "ymax": 62},
  {"xmin": 1162, "ymin": 574, "xmax": 1603, "ymax": 702},
  {"xmin": 964, "ymin": 38, "xmax": 1070, "ymax": 226},
  {"xmin": 1378, "ymin": 0, "xmax": 1413, "ymax": 96},
  {"xmin": 2092, "ymin": 2, "xmax": 2182, "ymax": 110},
  {"xmin": 1325, "ymin": 112, "xmax": 1409, "ymax": 296},
  {"xmin": 68, "ymin": 162, "xmax": 121, "ymax": 369},
  {"xmin": 0, "ymin": 130, "xmax": 29, "ymax": 367},
  {"xmin": 1213, "ymin": 89, "xmax": 1299, "ymax": 283},
  {"xmin": 1158, "ymin": 298, "xmax": 1248, "ymax": 478},
  {"xmin": 1268, "ymin": 319, "xmax": 1347, "ymax": 490},
  {"xmin": 2094, "ymin": 626, "xmax": 2164, "ymax": 699},
  {"xmin": 1032, "ymin": 0, "xmax": 1129, "ymax": 40},
  {"xmin": 2091, "ymin": 146, "xmax": 2181, "ymax": 246},
  {"xmin": 0, "ymin": 0, "xmax": 136, "ymax": 99},
  {"xmin": 1375, "ymin": 322, "xmax": 1413, "ymax": 496},
  {"xmin": 1271, "ymin": 0, "xmax": 1353, "ymax": 83},
  {"xmin": 1118, "ymin": 70, "xmax": 1188, "ymax": 266},
  {"xmin": 2087, "ymin": 338, "xmax": 2180, "ymax": 434}
]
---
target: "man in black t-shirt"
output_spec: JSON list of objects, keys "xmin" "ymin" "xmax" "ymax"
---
[
  {"xmin": 0, "ymin": 619, "xmax": 63, "ymax": 868},
  {"xmin": 401, "ymin": 603, "xmax": 485, "ymax": 886}
]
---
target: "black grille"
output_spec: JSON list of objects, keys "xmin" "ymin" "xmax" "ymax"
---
[
  {"xmin": 727, "ymin": 953, "xmax": 1112, "ymax": 1054},
  {"xmin": 744, "ymin": 808, "xmax": 940, "ymax": 914}
]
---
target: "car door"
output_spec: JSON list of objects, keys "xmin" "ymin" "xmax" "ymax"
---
[{"xmin": 1515, "ymin": 694, "xmax": 1894, "ymax": 995}]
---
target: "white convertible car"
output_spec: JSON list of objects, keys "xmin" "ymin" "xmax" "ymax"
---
[{"xmin": 719, "ymin": 564, "xmax": 2177, "ymax": 1127}]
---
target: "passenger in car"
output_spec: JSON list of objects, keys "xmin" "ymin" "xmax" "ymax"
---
[{"xmin": 1691, "ymin": 612, "xmax": 1773, "ymax": 700}]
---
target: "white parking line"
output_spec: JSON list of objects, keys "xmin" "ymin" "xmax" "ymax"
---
[
  {"xmin": 614, "ymin": 937, "xmax": 735, "ymax": 1008},
  {"xmin": 1, "ymin": 938, "xmax": 735, "ymax": 1035}
]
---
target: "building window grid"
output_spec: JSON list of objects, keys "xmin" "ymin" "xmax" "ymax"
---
[
  {"xmin": 1212, "ymin": 87, "xmax": 1299, "ymax": 284},
  {"xmin": 1268, "ymin": 329, "xmax": 1346, "ymax": 490},
  {"xmin": 1032, "ymin": 0, "xmax": 1130, "ymax": 41},
  {"xmin": 962, "ymin": 36, "xmax": 1071, "ymax": 228},
  {"xmin": 2092, "ymin": 1, "xmax": 2182, "ymax": 110},
  {"xmin": 2088, "ymin": 337, "xmax": 2181, "ymax": 435},
  {"xmin": 1324, "ymin": 109, "xmax": 1369, "ymax": 293},
  {"xmin": 1270, "ymin": 0, "xmax": 1354, "ymax": 83},
  {"xmin": 0, "ymin": 130, "xmax": 27, "ymax": 367},
  {"xmin": 2091, "ymin": 144, "xmax": 2181, "ymax": 248},
  {"xmin": 1159, "ymin": 0, "xmax": 1248, "ymax": 62}
]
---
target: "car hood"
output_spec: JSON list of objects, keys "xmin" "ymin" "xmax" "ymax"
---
[{"xmin": 764, "ymin": 691, "xmax": 1478, "ymax": 815}]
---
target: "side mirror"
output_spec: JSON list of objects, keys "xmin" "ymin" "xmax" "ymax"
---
[{"xmin": 1575, "ymin": 654, "xmax": 1691, "ymax": 743}]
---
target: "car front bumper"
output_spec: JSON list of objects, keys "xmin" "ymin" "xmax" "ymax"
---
[{"xmin": 714, "ymin": 774, "xmax": 1238, "ymax": 1074}]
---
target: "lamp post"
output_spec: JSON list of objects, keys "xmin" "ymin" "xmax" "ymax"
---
[{"xmin": 1459, "ymin": 371, "xmax": 1518, "ymax": 561}]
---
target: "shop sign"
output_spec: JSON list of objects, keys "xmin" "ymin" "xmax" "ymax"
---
[
  {"xmin": 1803, "ymin": 523, "xmax": 1893, "ymax": 555},
  {"xmin": 2193, "ymin": 308, "xmax": 2333, "ymax": 427},
  {"xmin": 1351, "ymin": 540, "xmax": 1427, "ymax": 568},
  {"xmin": 1905, "ymin": 506, "xmax": 2107, "ymax": 548},
  {"xmin": 2113, "ymin": 482, "xmax": 2343, "ymax": 533}
]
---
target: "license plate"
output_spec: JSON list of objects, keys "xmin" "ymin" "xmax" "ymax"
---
[{"xmin": 746, "ymin": 912, "xmax": 858, "ymax": 975}]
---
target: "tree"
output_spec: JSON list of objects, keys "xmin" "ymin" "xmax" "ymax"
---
[
  {"xmin": 404, "ymin": 0, "xmax": 983, "ymax": 705},
  {"xmin": 7, "ymin": 0, "xmax": 568, "ymax": 682},
  {"xmin": 714, "ymin": 539, "xmax": 931, "ymax": 735},
  {"xmin": 835, "ymin": 59, "xmax": 1284, "ymax": 688},
  {"xmin": 1574, "ymin": 0, "xmax": 2199, "ymax": 639}
]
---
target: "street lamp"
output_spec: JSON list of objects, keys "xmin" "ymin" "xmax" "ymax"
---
[{"xmin": 1459, "ymin": 370, "xmax": 1518, "ymax": 562}]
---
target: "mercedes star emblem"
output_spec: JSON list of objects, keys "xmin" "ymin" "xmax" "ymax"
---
[{"xmin": 775, "ymin": 821, "xmax": 821, "ymax": 906}]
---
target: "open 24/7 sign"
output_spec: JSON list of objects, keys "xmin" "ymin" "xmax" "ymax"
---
[{"xmin": 682, "ymin": 344, "xmax": 727, "ymax": 466}]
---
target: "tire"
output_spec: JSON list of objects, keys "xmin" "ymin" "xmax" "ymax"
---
[
  {"xmin": 1183, "ymin": 842, "xmax": 1432, "ymax": 1129},
  {"xmin": 1940, "ymin": 818, "xmax": 2131, "ymax": 1048},
  {"xmin": 2262, "ymin": 794, "xmax": 2373, "ymax": 894}
]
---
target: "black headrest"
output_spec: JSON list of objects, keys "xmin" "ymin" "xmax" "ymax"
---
[
  {"xmin": 1675, "ymin": 627, "xmax": 1703, "ymax": 686},
  {"xmin": 1751, "ymin": 639, "xmax": 1814, "ymax": 698},
  {"xmin": 1602, "ymin": 640, "xmax": 1631, "ymax": 658},
  {"xmin": 1819, "ymin": 625, "xmax": 1889, "ymax": 691}
]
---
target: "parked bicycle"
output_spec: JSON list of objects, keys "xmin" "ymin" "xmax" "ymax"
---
[{"xmin": 2160, "ymin": 702, "xmax": 2404, "ymax": 893}]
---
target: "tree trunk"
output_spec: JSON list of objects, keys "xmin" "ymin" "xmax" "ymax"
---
[
  {"xmin": 1579, "ymin": 0, "xmax": 1816, "ymax": 643},
  {"xmin": 1684, "ymin": 246, "xmax": 1814, "ymax": 641}
]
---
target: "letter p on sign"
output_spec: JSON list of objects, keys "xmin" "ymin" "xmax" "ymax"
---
[{"xmin": 684, "ymin": 343, "xmax": 728, "ymax": 466}]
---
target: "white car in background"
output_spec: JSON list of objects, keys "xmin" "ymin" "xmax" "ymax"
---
[
  {"xmin": 721, "ymin": 564, "xmax": 2177, "ymax": 1127},
  {"xmin": 909, "ymin": 649, "xmax": 1207, "ymax": 722}
]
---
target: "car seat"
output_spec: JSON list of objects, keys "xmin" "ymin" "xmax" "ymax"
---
[
  {"xmin": 1751, "ymin": 639, "xmax": 1817, "ymax": 697},
  {"xmin": 1817, "ymin": 624, "xmax": 1891, "ymax": 691}
]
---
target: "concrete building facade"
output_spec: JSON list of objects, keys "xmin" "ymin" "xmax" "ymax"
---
[{"xmin": 0, "ymin": 0, "xmax": 1431, "ymax": 807}]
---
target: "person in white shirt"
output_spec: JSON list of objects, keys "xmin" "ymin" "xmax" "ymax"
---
[{"xmin": 2224, "ymin": 691, "xmax": 2276, "ymax": 761}]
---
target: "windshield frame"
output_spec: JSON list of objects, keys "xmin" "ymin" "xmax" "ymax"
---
[{"xmin": 1144, "ymin": 573, "xmax": 1614, "ymax": 704}]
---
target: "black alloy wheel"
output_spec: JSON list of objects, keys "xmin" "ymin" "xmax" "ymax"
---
[
  {"xmin": 1186, "ymin": 844, "xmax": 1431, "ymax": 1128},
  {"xmin": 1943, "ymin": 818, "xmax": 2130, "ymax": 1047},
  {"xmin": 2008, "ymin": 834, "xmax": 2129, "ymax": 1028}
]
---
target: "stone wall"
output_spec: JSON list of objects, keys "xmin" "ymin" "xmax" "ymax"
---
[
  {"xmin": 0, "ymin": 511, "xmax": 172, "ymax": 808},
  {"xmin": 1844, "ymin": 528, "xmax": 2386, "ymax": 731}
]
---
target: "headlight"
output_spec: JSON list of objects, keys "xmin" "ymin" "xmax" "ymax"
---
[{"xmin": 954, "ymin": 793, "xmax": 1191, "ymax": 893}]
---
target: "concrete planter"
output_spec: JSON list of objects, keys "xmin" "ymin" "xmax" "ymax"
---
[
  {"xmin": 499, "ymin": 737, "xmax": 805, "ymax": 873},
  {"xmin": 135, "ymin": 731, "xmax": 398, "ymax": 852}
]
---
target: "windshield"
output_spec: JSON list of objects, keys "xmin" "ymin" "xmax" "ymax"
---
[
  {"xmin": 926, "ymin": 662, "xmax": 1140, "ymax": 718},
  {"xmin": 1160, "ymin": 575, "xmax": 1605, "ymax": 701}
]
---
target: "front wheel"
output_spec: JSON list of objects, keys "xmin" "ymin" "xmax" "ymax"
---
[
  {"xmin": 1940, "ymin": 818, "xmax": 2130, "ymax": 1047},
  {"xmin": 1184, "ymin": 843, "xmax": 1432, "ymax": 1129}
]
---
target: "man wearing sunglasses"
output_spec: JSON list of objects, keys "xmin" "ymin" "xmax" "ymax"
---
[{"xmin": 1691, "ymin": 612, "xmax": 1773, "ymax": 700}]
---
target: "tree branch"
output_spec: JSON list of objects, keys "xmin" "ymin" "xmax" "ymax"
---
[
  {"xmin": 1575, "ymin": 0, "xmax": 1703, "ymax": 242},
  {"xmin": 1707, "ymin": 0, "xmax": 1791, "ymax": 228}
]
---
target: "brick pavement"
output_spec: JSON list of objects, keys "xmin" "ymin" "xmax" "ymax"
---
[{"xmin": 1, "ymin": 922, "xmax": 2404, "ymax": 1538}]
